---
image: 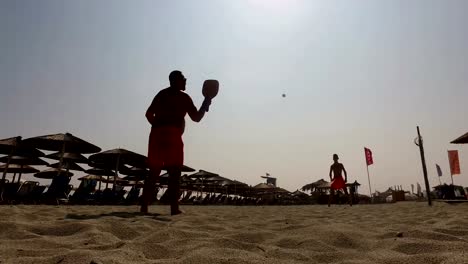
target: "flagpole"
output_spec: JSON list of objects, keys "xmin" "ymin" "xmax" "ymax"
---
[
  {"xmin": 417, "ymin": 126, "xmax": 432, "ymax": 206},
  {"xmin": 366, "ymin": 164, "xmax": 372, "ymax": 201},
  {"xmin": 447, "ymin": 150, "xmax": 455, "ymax": 186}
]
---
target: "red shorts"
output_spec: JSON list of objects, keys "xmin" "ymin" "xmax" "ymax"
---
[
  {"xmin": 147, "ymin": 127, "xmax": 184, "ymax": 170},
  {"xmin": 331, "ymin": 177, "xmax": 346, "ymax": 190}
]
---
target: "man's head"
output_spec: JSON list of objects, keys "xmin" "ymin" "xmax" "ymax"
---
[
  {"xmin": 333, "ymin": 154, "xmax": 339, "ymax": 162},
  {"xmin": 169, "ymin": 70, "xmax": 186, "ymax": 91}
]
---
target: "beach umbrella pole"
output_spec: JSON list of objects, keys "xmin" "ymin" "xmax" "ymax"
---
[
  {"xmin": 57, "ymin": 142, "xmax": 66, "ymax": 177},
  {"xmin": 113, "ymin": 154, "xmax": 121, "ymax": 190},
  {"xmin": 1, "ymin": 142, "xmax": 17, "ymax": 184},
  {"xmin": 17, "ymin": 165, "xmax": 24, "ymax": 183},
  {"xmin": 417, "ymin": 126, "xmax": 432, "ymax": 206}
]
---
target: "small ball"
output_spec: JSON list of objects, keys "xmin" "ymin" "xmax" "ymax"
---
[{"xmin": 282, "ymin": 93, "xmax": 286, "ymax": 98}]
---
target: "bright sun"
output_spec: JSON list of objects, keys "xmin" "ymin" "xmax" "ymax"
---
[{"xmin": 248, "ymin": 0, "xmax": 300, "ymax": 11}]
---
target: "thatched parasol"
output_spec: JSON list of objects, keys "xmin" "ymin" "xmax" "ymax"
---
[
  {"xmin": 22, "ymin": 133, "xmax": 101, "ymax": 153},
  {"xmin": 301, "ymin": 179, "xmax": 330, "ymax": 192},
  {"xmin": 0, "ymin": 156, "xmax": 48, "ymax": 183},
  {"xmin": 89, "ymin": 148, "xmax": 147, "ymax": 188},
  {"xmin": 119, "ymin": 166, "xmax": 149, "ymax": 179},
  {"xmin": 162, "ymin": 164, "xmax": 196, "ymax": 172},
  {"xmin": 48, "ymin": 161, "xmax": 84, "ymax": 172},
  {"xmin": 34, "ymin": 168, "xmax": 74, "ymax": 179},
  {"xmin": 0, "ymin": 136, "xmax": 45, "ymax": 186},
  {"xmin": 0, "ymin": 164, "xmax": 39, "ymax": 173},
  {"xmin": 451, "ymin": 132, "xmax": 468, "ymax": 144},
  {"xmin": 84, "ymin": 167, "xmax": 115, "ymax": 189},
  {"xmin": 78, "ymin": 175, "xmax": 103, "ymax": 181},
  {"xmin": 45, "ymin": 152, "xmax": 88, "ymax": 164},
  {"xmin": 22, "ymin": 133, "xmax": 100, "ymax": 179}
]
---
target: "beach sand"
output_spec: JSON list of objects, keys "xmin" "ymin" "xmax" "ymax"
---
[{"xmin": 0, "ymin": 202, "xmax": 467, "ymax": 264}]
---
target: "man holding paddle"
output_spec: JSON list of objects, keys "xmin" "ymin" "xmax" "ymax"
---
[{"xmin": 142, "ymin": 70, "xmax": 217, "ymax": 215}]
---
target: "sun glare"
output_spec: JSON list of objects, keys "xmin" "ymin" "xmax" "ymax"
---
[{"xmin": 248, "ymin": 0, "xmax": 301, "ymax": 12}]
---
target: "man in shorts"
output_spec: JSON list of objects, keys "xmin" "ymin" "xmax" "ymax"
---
[
  {"xmin": 141, "ymin": 70, "xmax": 211, "ymax": 215},
  {"xmin": 328, "ymin": 154, "xmax": 352, "ymax": 207}
]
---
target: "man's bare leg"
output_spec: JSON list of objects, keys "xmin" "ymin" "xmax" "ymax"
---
[
  {"xmin": 141, "ymin": 169, "xmax": 160, "ymax": 213},
  {"xmin": 344, "ymin": 188, "xmax": 352, "ymax": 206},
  {"xmin": 168, "ymin": 169, "xmax": 182, "ymax": 215},
  {"xmin": 328, "ymin": 189, "xmax": 334, "ymax": 207}
]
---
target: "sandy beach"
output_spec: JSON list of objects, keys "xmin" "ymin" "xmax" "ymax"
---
[{"xmin": 0, "ymin": 202, "xmax": 467, "ymax": 264}]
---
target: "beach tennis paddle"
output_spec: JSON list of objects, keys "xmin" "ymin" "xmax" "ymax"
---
[{"xmin": 202, "ymin": 80, "xmax": 219, "ymax": 112}]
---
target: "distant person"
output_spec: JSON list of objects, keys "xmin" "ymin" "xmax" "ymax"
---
[
  {"xmin": 141, "ymin": 70, "xmax": 211, "ymax": 215},
  {"xmin": 328, "ymin": 154, "xmax": 352, "ymax": 207}
]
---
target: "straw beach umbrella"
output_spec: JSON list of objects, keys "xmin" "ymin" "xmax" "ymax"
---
[
  {"xmin": 48, "ymin": 161, "xmax": 85, "ymax": 172},
  {"xmin": 0, "ymin": 136, "xmax": 44, "ymax": 185},
  {"xmin": 22, "ymin": 133, "xmax": 100, "ymax": 178},
  {"xmin": 84, "ymin": 168, "xmax": 115, "ymax": 190},
  {"xmin": 22, "ymin": 133, "xmax": 101, "ymax": 153},
  {"xmin": 89, "ymin": 148, "xmax": 147, "ymax": 188},
  {"xmin": 78, "ymin": 175, "xmax": 103, "ymax": 181},
  {"xmin": 451, "ymin": 132, "xmax": 468, "ymax": 144},
  {"xmin": 0, "ymin": 156, "xmax": 48, "ymax": 183},
  {"xmin": 0, "ymin": 164, "xmax": 40, "ymax": 182},
  {"xmin": 34, "ymin": 168, "xmax": 74, "ymax": 179},
  {"xmin": 45, "ymin": 152, "xmax": 88, "ymax": 164}
]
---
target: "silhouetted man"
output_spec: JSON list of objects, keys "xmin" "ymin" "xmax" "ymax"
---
[
  {"xmin": 142, "ymin": 70, "xmax": 211, "ymax": 215},
  {"xmin": 328, "ymin": 154, "xmax": 352, "ymax": 207}
]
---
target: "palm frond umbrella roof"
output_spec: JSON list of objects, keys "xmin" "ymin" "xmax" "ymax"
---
[
  {"xmin": 188, "ymin": 170, "xmax": 219, "ymax": 179},
  {"xmin": 87, "ymin": 161, "xmax": 126, "ymax": 171},
  {"xmin": 253, "ymin": 183, "xmax": 275, "ymax": 189},
  {"xmin": 89, "ymin": 148, "xmax": 147, "ymax": 168},
  {"xmin": 119, "ymin": 166, "xmax": 149, "ymax": 177},
  {"xmin": 34, "ymin": 168, "xmax": 73, "ymax": 179},
  {"xmin": 292, "ymin": 190, "xmax": 309, "ymax": 197},
  {"xmin": 0, "ymin": 155, "xmax": 49, "ymax": 166},
  {"xmin": 84, "ymin": 168, "xmax": 115, "ymax": 176},
  {"xmin": 78, "ymin": 175, "xmax": 103, "ymax": 181},
  {"xmin": 45, "ymin": 152, "xmax": 88, "ymax": 164},
  {"xmin": 48, "ymin": 161, "xmax": 84, "ymax": 171},
  {"xmin": 22, "ymin": 133, "xmax": 101, "ymax": 153},
  {"xmin": 451, "ymin": 132, "xmax": 468, "ymax": 144},
  {"xmin": 301, "ymin": 179, "xmax": 330, "ymax": 191},
  {"xmin": 0, "ymin": 164, "xmax": 39, "ymax": 174},
  {"xmin": 100, "ymin": 176, "xmax": 126, "ymax": 184},
  {"xmin": 162, "ymin": 164, "xmax": 196, "ymax": 172},
  {"xmin": 0, "ymin": 136, "xmax": 45, "ymax": 157}
]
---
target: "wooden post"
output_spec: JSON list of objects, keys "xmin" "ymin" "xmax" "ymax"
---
[{"xmin": 417, "ymin": 126, "xmax": 432, "ymax": 206}]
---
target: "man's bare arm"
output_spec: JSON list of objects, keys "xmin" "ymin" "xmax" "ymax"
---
[
  {"xmin": 329, "ymin": 166, "xmax": 333, "ymax": 181},
  {"xmin": 145, "ymin": 108, "xmax": 155, "ymax": 125},
  {"xmin": 343, "ymin": 165, "xmax": 348, "ymax": 182},
  {"xmin": 187, "ymin": 98, "xmax": 210, "ymax": 122}
]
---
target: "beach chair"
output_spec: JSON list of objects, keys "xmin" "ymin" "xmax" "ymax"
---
[
  {"xmin": 1, "ymin": 182, "xmax": 21, "ymax": 204},
  {"xmin": 29, "ymin": 185, "xmax": 46, "ymax": 204},
  {"xmin": 187, "ymin": 195, "xmax": 196, "ymax": 204},
  {"xmin": 181, "ymin": 191, "xmax": 192, "ymax": 202},
  {"xmin": 71, "ymin": 180, "xmax": 97, "ymax": 204},
  {"xmin": 16, "ymin": 181, "xmax": 39, "ymax": 203},
  {"xmin": 125, "ymin": 187, "xmax": 141, "ymax": 205},
  {"xmin": 43, "ymin": 175, "xmax": 71, "ymax": 204}
]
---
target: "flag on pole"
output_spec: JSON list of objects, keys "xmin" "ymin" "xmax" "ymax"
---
[
  {"xmin": 436, "ymin": 164, "xmax": 443, "ymax": 177},
  {"xmin": 448, "ymin": 150, "xmax": 461, "ymax": 175},
  {"xmin": 364, "ymin": 147, "xmax": 373, "ymax": 166}
]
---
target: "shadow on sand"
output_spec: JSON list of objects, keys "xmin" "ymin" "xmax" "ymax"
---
[{"xmin": 65, "ymin": 211, "xmax": 172, "ymax": 222}]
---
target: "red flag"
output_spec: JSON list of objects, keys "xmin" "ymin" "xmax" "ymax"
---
[
  {"xmin": 364, "ymin": 147, "xmax": 373, "ymax": 166},
  {"xmin": 448, "ymin": 150, "xmax": 461, "ymax": 175}
]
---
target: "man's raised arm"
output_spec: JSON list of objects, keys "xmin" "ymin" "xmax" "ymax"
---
[{"xmin": 187, "ymin": 98, "xmax": 211, "ymax": 123}]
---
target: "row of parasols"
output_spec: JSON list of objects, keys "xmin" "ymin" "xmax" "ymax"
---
[
  {"xmin": 0, "ymin": 132, "xmax": 289, "ymax": 195},
  {"xmin": 1, "ymin": 133, "xmax": 160, "ymax": 190}
]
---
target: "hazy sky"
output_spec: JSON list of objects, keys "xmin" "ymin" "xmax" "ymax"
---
[{"xmin": 1, "ymin": 0, "xmax": 468, "ymax": 193}]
